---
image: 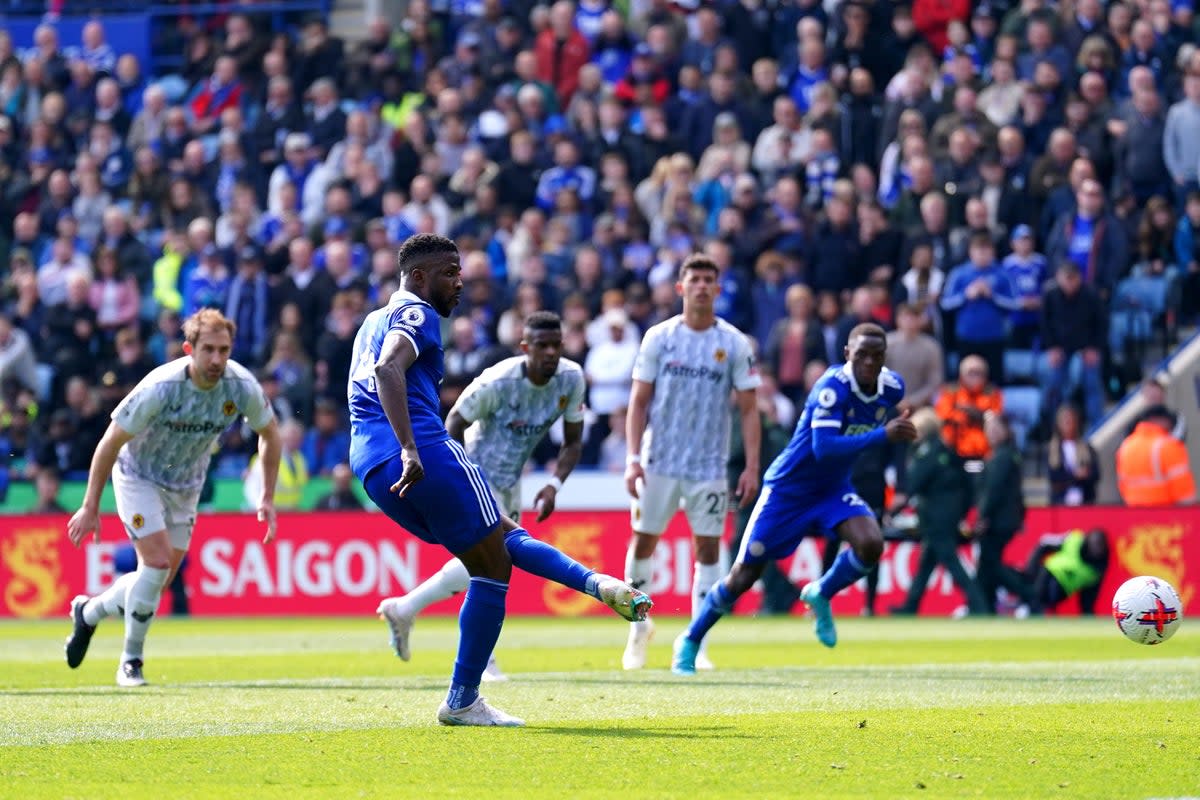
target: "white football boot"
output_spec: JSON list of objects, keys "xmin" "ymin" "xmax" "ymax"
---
[
  {"xmin": 376, "ymin": 598, "xmax": 415, "ymax": 661},
  {"xmin": 595, "ymin": 575, "xmax": 653, "ymax": 622},
  {"xmin": 437, "ymin": 697, "xmax": 525, "ymax": 727}
]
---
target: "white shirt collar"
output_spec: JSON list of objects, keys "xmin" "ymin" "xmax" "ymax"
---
[{"xmin": 389, "ymin": 289, "xmax": 424, "ymax": 306}]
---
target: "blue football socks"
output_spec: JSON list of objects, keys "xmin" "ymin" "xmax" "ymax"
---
[
  {"xmin": 447, "ymin": 577, "xmax": 507, "ymax": 710},
  {"xmin": 504, "ymin": 528, "xmax": 594, "ymax": 595},
  {"xmin": 685, "ymin": 580, "xmax": 735, "ymax": 644},
  {"xmin": 817, "ymin": 548, "xmax": 870, "ymax": 599}
]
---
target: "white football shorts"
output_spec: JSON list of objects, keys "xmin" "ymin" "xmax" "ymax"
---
[
  {"xmin": 112, "ymin": 464, "xmax": 201, "ymax": 551},
  {"xmin": 631, "ymin": 473, "xmax": 728, "ymax": 537},
  {"xmin": 490, "ymin": 482, "xmax": 521, "ymax": 524}
]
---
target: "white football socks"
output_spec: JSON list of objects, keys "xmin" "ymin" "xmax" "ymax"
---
[
  {"xmin": 121, "ymin": 566, "xmax": 169, "ymax": 663},
  {"xmin": 693, "ymin": 561, "xmax": 724, "ymax": 617},
  {"xmin": 83, "ymin": 571, "xmax": 138, "ymax": 626},
  {"xmin": 625, "ymin": 548, "xmax": 654, "ymax": 637},
  {"xmin": 398, "ymin": 558, "xmax": 470, "ymax": 615},
  {"xmin": 624, "ymin": 549, "xmax": 653, "ymax": 594}
]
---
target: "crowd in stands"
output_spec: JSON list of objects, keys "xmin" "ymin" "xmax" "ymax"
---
[{"xmin": 0, "ymin": 0, "xmax": 1198, "ymax": 505}]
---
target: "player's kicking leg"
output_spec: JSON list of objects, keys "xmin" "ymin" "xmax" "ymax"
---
[
  {"xmin": 377, "ymin": 558, "xmax": 506, "ymax": 680},
  {"xmin": 367, "ymin": 442, "xmax": 650, "ymax": 726},
  {"xmin": 799, "ymin": 506, "xmax": 884, "ymax": 648},
  {"xmin": 499, "ymin": 515, "xmax": 651, "ymax": 622},
  {"xmin": 434, "ymin": 516, "xmax": 650, "ymax": 726},
  {"xmin": 377, "ymin": 480, "xmax": 521, "ymax": 679}
]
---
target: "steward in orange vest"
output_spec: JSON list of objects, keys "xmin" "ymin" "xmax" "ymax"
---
[
  {"xmin": 934, "ymin": 355, "xmax": 1004, "ymax": 464},
  {"xmin": 1116, "ymin": 406, "xmax": 1196, "ymax": 506}
]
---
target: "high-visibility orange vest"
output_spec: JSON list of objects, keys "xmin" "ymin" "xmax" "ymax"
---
[
  {"xmin": 1115, "ymin": 422, "xmax": 1196, "ymax": 506},
  {"xmin": 935, "ymin": 382, "xmax": 1003, "ymax": 460}
]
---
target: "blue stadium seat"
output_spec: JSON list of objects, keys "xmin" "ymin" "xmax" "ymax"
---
[
  {"xmin": 34, "ymin": 364, "xmax": 55, "ymax": 404},
  {"xmin": 1003, "ymin": 349, "xmax": 1037, "ymax": 384},
  {"xmin": 1002, "ymin": 386, "xmax": 1042, "ymax": 451}
]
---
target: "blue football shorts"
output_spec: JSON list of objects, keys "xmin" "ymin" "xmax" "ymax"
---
[
  {"xmin": 735, "ymin": 483, "xmax": 875, "ymax": 565},
  {"xmin": 363, "ymin": 438, "xmax": 501, "ymax": 555}
]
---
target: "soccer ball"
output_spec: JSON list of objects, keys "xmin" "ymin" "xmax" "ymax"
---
[{"xmin": 1111, "ymin": 576, "xmax": 1183, "ymax": 645}]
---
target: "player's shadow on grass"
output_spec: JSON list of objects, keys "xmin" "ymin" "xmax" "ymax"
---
[
  {"xmin": 523, "ymin": 675, "xmax": 800, "ymax": 689},
  {"xmin": 203, "ymin": 680, "xmax": 451, "ymax": 692},
  {"xmin": 529, "ymin": 725, "xmax": 752, "ymax": 739},
  {"xmin": 0, "ymin": 680, "xmax": 452, "ymax": 695}
]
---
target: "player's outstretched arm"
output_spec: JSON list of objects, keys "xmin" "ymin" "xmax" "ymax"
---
[
  {"xmin": 535, "ymin": 420, "xmax": 584, "ymax": 521},
  {"xmin": 624, "ymin": 379, "xmax": 654, "ymax": 498},
  {"xmin": 66, "ymin": 421, "xmax": 134, "ymax": 547},
  {"xmin": 254, "ymin": 417, "xmax": 282, "ymax": 543},
  {"xmin": 734, "ymin": 388, "xmax": 761, "ymax": 508},
  {"xmin": 374, "ymin": 330, "xmax": 423, "ymax": 496}
]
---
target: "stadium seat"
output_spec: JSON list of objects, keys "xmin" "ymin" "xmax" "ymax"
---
[
  {"xmin": 1001, "ymin": 386, "xmax": 1042, "ymax": 451},
  {"xmin": 34, "ymin": 364, "xmax": 55, "ymax": 404},
  {"xmin": 1003, "ymin": 349, "xmax": 1038, "ymax": 385}
]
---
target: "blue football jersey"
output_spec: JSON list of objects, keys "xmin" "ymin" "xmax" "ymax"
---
[
  {"xmin": 348, "ymin": 290, "xmax": 450, "ymax": 480},
  {"xmin": 764, "ymin": 364, "xmax": 906, "ymax": 495}
]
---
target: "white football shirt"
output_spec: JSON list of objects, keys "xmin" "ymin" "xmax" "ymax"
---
[
  {"xmin": 452, "ymin": 356, "xmax": 586, "ymax": 490},
  {"xmin": 633, "ymin": 316, "xmax": 761, "ymax": 481},
  {"xmin": 112, "ymin": 358, "xmax": 275, "ymax": 491}
]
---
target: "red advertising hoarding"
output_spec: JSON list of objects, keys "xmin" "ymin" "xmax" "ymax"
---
[{"xmin": 1, "ymin": 507, "xmax": 1195, "ymax": 618}]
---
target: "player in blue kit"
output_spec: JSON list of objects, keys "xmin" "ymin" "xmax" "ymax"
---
[
  {"xmin": 349, "ymin": 234, "xmax": 652, "ymax": 726},
  {"xmin": 671, "ymin": 323, "xmax": 917, "ymax": 674}
]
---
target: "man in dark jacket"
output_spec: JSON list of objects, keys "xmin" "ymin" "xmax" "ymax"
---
[
  {"xmin": 806, "ymin": 197, "xmax": 863, "ymax": 295},
  {"xmin": 973, "ymin": 415, "xmax": 1040, "ymax": 614},
  {"xmin": 891, "ymin": 409, "xmax": 988, "ymax": 616},
  {"xmin": 1039, "ymin": 261, "xmax": 1107, "ymax": 426},
  {"xmin": 1115, "ymin": 89, "xmax": 1170, "ymax": 204},
  {"xmin": 314, "ymin": 463, "xmax": 364, "ymax": 511},
  {"xmin": 681, "ymin": 70, "xmax": 758, "ymax": 160}
]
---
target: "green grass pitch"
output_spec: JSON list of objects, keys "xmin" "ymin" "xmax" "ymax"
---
[{"xmin": 1, "ymin": 614, "xmax": 1197, "ymax": 799}]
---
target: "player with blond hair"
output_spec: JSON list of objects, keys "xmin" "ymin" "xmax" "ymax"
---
[{"xmin": 65, "ymin": 309, "xmax": 281, "ymax": 687}]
